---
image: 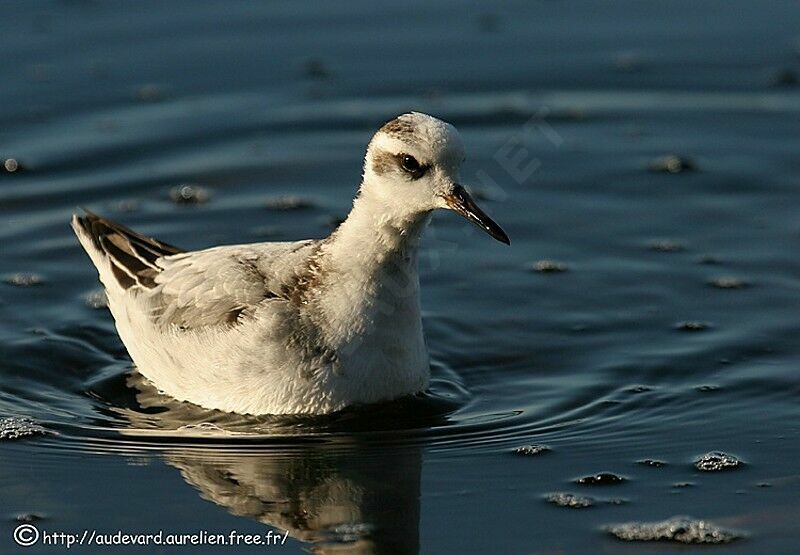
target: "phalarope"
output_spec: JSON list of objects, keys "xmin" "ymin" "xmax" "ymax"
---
[{"xmin": 73, "ymin": 112, "xmax": 509, "ymax": 415}]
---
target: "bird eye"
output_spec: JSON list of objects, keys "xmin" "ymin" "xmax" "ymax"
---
[{"xmin": 399, "ymin": 154, "xmax": 424, "ymax": 177}]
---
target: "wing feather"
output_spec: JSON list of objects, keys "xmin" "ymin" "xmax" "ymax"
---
[
  {"xmin": 146, "ymin": 243, "xmax": 315, "ymax": 329},
  {"xmin": 74, "ymin": 210, "xmax": 319, "ymax": 330}
]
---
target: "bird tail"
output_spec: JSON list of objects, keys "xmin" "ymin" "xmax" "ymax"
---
[{"xmin": 71, "ymin": 209, "xmax": 183, "ymax": 292}]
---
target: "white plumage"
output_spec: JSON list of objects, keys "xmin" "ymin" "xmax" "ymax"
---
[{"xmin": 72, "ymin": 112, "xmax": 509, "ymax": 415}]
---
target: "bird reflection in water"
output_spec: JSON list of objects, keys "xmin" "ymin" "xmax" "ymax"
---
[{"xmin": 111, "ymin": 371, "xmax": 449, "ymax": 554}]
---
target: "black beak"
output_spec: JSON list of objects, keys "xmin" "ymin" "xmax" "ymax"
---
[{"xmin": 442, "ymin": 185, "xmax": 510, "ymax": 245}]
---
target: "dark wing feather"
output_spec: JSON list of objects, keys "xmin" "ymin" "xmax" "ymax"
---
[
  {"xmin": 74, "ymin": 209, "xmax": 184, "ymax": 290},
  {"xmin": 74, "ymin": 209, "xmax": 321, "ymax": 330}
]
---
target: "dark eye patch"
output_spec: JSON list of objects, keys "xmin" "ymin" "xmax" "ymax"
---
[
  {"xmin": 371, "ymin": 149, "xmax": 429, "ymax": 179},
  {"xmin": 397, "ymin": 153, "xmax": 427, "ymax": 179}
]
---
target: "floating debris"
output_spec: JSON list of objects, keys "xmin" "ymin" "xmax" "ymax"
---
[
  {"xmin": 512, "ymin": 444, "xmax": 550, "ymax": 456},
  {"xmin": 672, "ymin": 482, "xmax": 695, "ymax": 488},
  {"xmin": 694, "ymin": 451, "xmax": 742, "ymax": 472},
  {"xmin": 530, "ymin": 259, "xmax": 568, "ymax": 273},
  {"xmin": 608, "ymin": 516, "xmax": 743, "ymax": 544},
  {"xmin": 675, "ymin": 321, "xmax": 711, "ymax": 332},
  {"xmin": 709, "ymin": 276, "xmax": 749, "ymax": 290},
  {"xmin": 637, "ymin": 459, "xmax": 667, "ymax": 468},
  {"xmin": 3, "ymin": 158, "xmax": 24, "ymax": 173},
  {"xmin": 169, "ymin": 184, "xmax": 210, "ymax": 204},
  {"xmin": 264, "ymin": 195, "xmax": 315, "ymax": 211},
  {"xmin": 649, "ymin": 239, "xmax": 684, "ymax": 252},
  {"xmin": 648, "ymin": 155, "xmax": 697, "ymax": 174},
  {"xmin": 84, "ymin": 289, "xmax": 108, "ymax": 309},
  {"xmin": 576, "ymin": 472, "xmax": 626, "ymax": 485},
  {"xmin": 0, "ymin": 417, "xmax": 47, "ymax": 440},
  {"xmin": 3, "ymin": 273, "xmax": 44, "ymax": 287},
  {"xmin": 545, "ymin": 493, "xmax": 594, "ymax": 508}
]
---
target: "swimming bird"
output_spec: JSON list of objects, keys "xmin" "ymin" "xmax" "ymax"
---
[{"xmin": 72, "ymin": 112, "xmax": 509, "ymax": 415}]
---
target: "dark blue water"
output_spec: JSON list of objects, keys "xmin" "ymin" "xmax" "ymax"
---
[{"xmin": 2, "ymin": 1, "xmax": 800, "ymax": 552}]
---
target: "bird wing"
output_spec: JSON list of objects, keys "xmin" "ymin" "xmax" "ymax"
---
[
  {"xmin": 73, "ymin": 209, "xmax": 184, "ymax": 290},
  {"xmin": 73, "ymin": 210, "xmax": 320, "ymax": 330},
  {"xmin": 148, "ymin": 240, "xmax": 318, "ymax": 329}
]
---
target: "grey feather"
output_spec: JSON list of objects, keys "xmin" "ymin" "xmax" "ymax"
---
[{"xmin": 75, "ymin": 210, "xmax": 321, "ymax": 330}]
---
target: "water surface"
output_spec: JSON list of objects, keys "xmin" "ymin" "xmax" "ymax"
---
[{"xmin": 2, "ymin": 1, "xmax": 800, "ymax": 553}]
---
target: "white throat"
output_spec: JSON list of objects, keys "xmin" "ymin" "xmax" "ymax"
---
[{"xmin": 327, "ymin": 183, "xmax": 433, "ymax": 265}]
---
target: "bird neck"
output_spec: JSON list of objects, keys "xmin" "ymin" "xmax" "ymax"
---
[
  {"xmin": 303, "ymin": 185, "xmax": 429, "ymax": 346},
  {"xmin": 324, "ymin": 186, "xmax": 432, "ymax": 271}
]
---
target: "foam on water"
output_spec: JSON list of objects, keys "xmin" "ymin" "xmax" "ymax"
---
[
  {"xmin": 0, "ymin": 417, "xmax": 47, "ymax": 440},
  {"xmin": 545, "ymin": 492, "xmax": 595, "ymax": 508},
  {"xmin": 511, "ymin": 444, "xmax": 550, "ymax": 456},
  {"xmin": 694, "ymin": 451, "xmax": 743, "ymax": 472},
  {"xmin": 608, "ymin": 516, "xmax": 743, "ymax": 544}
]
